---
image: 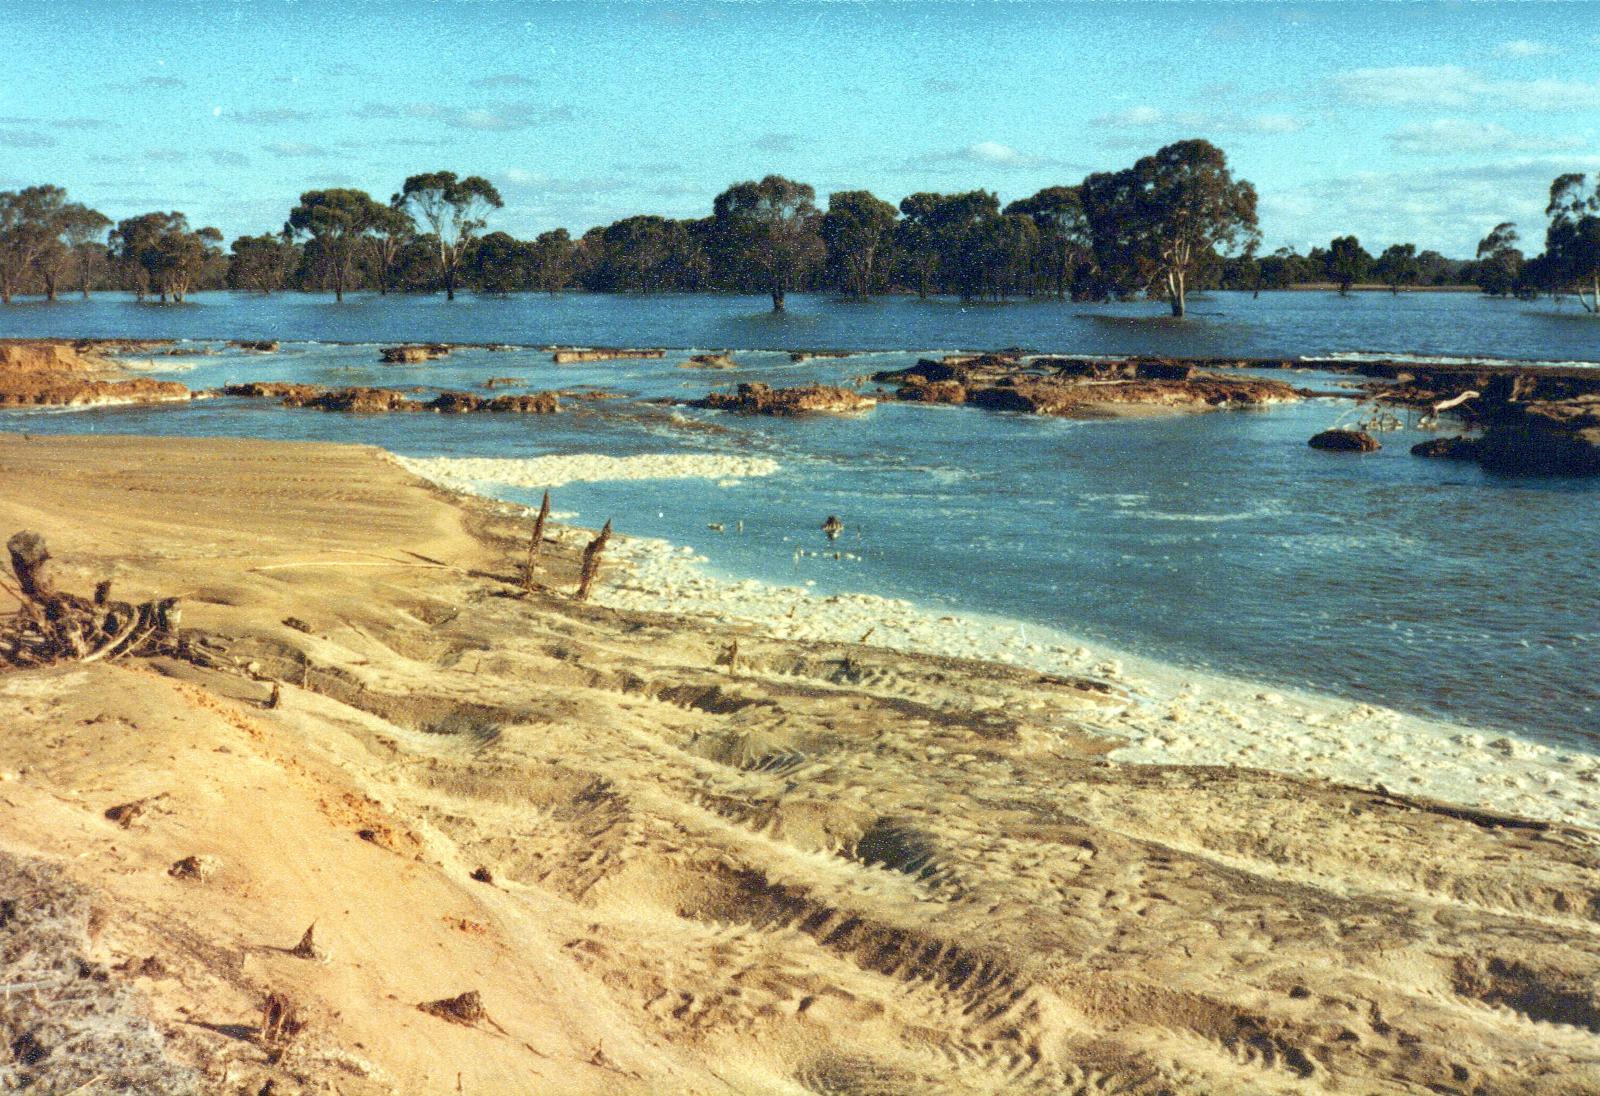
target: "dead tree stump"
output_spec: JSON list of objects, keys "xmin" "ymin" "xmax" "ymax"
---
[
  {"xmin": 522, "ymin": 491, "xmax": 551, "ymax": 591},
  {"xmin": 574, "ymin": 520, "xmax": 612, "ymax": 601},
  {"xmin": 6, "ymin": 531, "xmax": 55, "ymax": 600}
]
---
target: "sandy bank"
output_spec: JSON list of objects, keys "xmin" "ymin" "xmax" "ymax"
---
[{"xmin": 1, "ymin": 432, "xmax": 1597, "ymax": 1095}]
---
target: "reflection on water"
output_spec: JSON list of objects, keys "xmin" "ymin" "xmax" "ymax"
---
[{"xmin": 4, "ymin": 339, "xmax": 1596, "ymax": 743}]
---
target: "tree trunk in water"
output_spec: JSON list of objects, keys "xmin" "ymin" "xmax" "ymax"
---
[
  {"xmin": 771, "ymin": 287, "xmax": 785, "ymax": 312},
  {"xmin": 445, "ymin": 267, "xmax": 456, "ymax": 301}
]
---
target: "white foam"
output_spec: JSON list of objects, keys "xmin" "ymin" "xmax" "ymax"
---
[
  {"xmin": 592, "ymin": 533, "xmax": 1600, "ymax": 830},
  {"xmin": 395, "ymin": 452, "xmax": 781, "ymax": 492}
]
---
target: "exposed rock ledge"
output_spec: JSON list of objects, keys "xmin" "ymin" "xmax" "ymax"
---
[
  {"xmin": 0, "ymin": 340, "xmax": 193, "ymax": 408},
  {"xmin": 551, "ymin": 347, "xmax": 665, "ymax": 364},
  {"xmin": 220, "ymin": 383, "xmax": 560, "ymax": 415},
  {"xmin": 688, "ymin": 382, "xmax": 876, "ymax": 415},
  {"xmin": 874, "ymin": 353, "xmax": 1299, "ymax": 418}
]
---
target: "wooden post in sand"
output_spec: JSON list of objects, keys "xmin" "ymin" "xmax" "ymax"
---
[
  {"xmin": 574, "ymin": 520, "xmax": 612, "ymax": 601},
  {"xmin": 522, "ymin": 491, "xmax": 551, "ymax": 591}
]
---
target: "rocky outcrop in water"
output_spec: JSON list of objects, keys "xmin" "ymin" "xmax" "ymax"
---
[
  {"xmin": 231, "ymin": 340, "xmax": 279, "ymax": 352},
  {"xmin": 0, "ymin": 340, "xmax": 194, "ymax": 407},
  {"xmin": 551, "ymin": 347, "xmax": 664, "ymax": 364},
  {"xmin": 1410, "ymin": 437, "xmax": 1480, "ymax": 461},
  {"xmin": 684, "ymin": 353, "xmax": 737, "ymax": 369},
  {"xmin": 381, "ymin": 344, "xmax": 451, "ymax": 364},
  {"xmin": 690, "ymin": 382, "xmax": 876, "ymax": 415},
  {"xmin": 1308, "ymin": 429, "xmax": 1381, "ymax": 452},
  {"xmin": 0, "ymin": 377, "xmax": 193, "ymax": 408},
  {"xmin": 875, "ymin": 353, "xmax": 1297, "ymax": 418},
  {"xmin": 222, "ymin": 383, "xmax": 561, "ymax": 415}
]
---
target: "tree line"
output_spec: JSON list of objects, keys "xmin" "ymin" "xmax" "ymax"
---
[{"xmin": 3, "ymin": 141, "xmax": 1599, "ymax": 314}]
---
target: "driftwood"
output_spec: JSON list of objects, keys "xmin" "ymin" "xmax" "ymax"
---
[
  {"xmin": 574, "ymin": 520, "xmax": 612, "ymax": 601},
  {"xmin": 522, "ymin": 491, "xmax": 551, "ymax": 591},
  {"xmin": 3, "ymin": 531, "xmax": 185, "ymax": 668}
]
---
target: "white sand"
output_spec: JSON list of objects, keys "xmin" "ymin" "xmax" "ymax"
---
[
  {"xmin": 395, "ymin": 453, "xmax": 781, "ymax": 492},
  {"xmin": 594, "ymin": 533, "xmax": 1600, "ymax": 830}
]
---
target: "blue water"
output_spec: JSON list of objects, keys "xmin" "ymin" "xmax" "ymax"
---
[
  {"xmin": 2, "ymin": 288, "xmax": 1598, "ymax": 362},
  {"xmin": 3, "ymin": 294, "xmax": 1598, "ymax": 742}
]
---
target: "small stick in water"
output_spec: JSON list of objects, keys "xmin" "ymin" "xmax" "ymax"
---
[
  {"xmin": 822, "ymin": 515, "xmax": 844, "ymax": 541},
  {"xmin": 574, "ymin": 520, "xmax": 612, "ymax": 601}
]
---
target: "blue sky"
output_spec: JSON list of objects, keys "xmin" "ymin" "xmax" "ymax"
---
[{"xmin": 2, "ymin": 0, "xmax": 1597, "ymax": 257}]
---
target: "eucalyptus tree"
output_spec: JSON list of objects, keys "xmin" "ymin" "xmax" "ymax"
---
[
  {"xmin": 1473, "ymin": 223, "xmax": 1523, "ymax": 297},
  {"xmin": 1323, "ymin": 236, "xmax": 1371, "ymax": 295},
  {"xmin": 1544, "ymin": 173, "xmax": 1600, "ymax": 312},
  {"xmin": 1080, "ymin": 139, "xmax": 1258, "ymax": 317},
  {"xmin": 710, "ymin": 175, "xmax": 823, "ymax": 311},
  {"xmin": 285, "ymin": 188, "xmax": 388, "ymax": 301},
  {"xmin": 0, "ymin": 185, "xmax": 68, "ymax": 303},
  {"xmin": 1004, "ymin": 186, "xmax": 1090, "ymax": 299},
  {"xmin": 371, "ymin": 199, "xmax": 416, "ymax": 295},
  {"xmin": 227, "ymin": 233, "xmax": 299, "ymax": 294},
  {"xmin": 467, "ymin": 231, "xmax": 532, "ymax": 294},
  {"xmin": 820, "ymin": 190, "xmax": 898, "ymax": 298},
  {"xmin": 111, "ymin": 212, "xmax": 222, "ymax": 302},
  {"xmin": 895, "ymin": 193, "xmax": 945, "ymax": 298},
  {"xmin": 60, "ymin": 205, "xmax": 112, "ymax": 299},
  {"xmin": 927, "ymin": 190, "xmax": 1002, "ymax": 300},
  {"xmin": 399, "ymin": 171, "xmax": 504, "ymax": 300},
  {"xmin": 1373, "ymin": 243, "xmax": 1419, "ymax": 294},
  {"xmin": 588, "ymin": 215, "xmax": 691, "ymax": 292},
  {"xmin": 529, "ymin": 228, "xmax": 574, "ymax": 293}
]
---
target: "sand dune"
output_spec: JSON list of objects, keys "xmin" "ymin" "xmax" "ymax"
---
[{"xmin": 0, "ymin": 432, "xmax": 1596, "ymax": 1094}]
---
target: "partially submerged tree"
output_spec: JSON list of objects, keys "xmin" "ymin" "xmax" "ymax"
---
[
  {"xmin": 529, "ymin": 228, "xmax": 573, "ymax": 294},
  {"xmin": 110, "ymin": 212, "xmax": 222, "ymax": 303},
  {"xmin": 1323, "ymin": 235, "xmax": 1371, "ymax": 295},
  {"xmin": 1080, "ymin": 139, "xmax": 1259, "ymax": 317},
  {"xmin": 587, "ymin": 215, "xmax": 691, "ymax": 292},
  {"xmin": 1543, "ymin": 173, "xmax": 1600, "ymax": 312},
  {"xmin": 1373, "ymin": 242, "xmax": 1419, "ymax": 295},
  {"xmin": 370, "ymin": 199, "xmax": 416, "ymax": 295},
  {"xmin": 820, "ymin": 190, "xmax": 898, "ymax": 298},
  {"xmin": 399, "ymin": 171, "xmax": 504, "ymax": 300},
  {"xmin": 60, "ymin": 204, "xmax": 112, "ymax": 299},
  {"xmin": 284, "ymin": 189, "xmax": 388, "ymax": 302},
  {"xmin": 227, "ymin": 233, "xmax": 299, "ymax": 294},
  {"xmin": 466, "ymin": 231, "xmax": 531, "ymax": 295},
  {"xmin": 1473, "ymin": 222, "xmax": 1523, "ymax": 297},
  {"xmin": 710, "ymin": 175, "xmax": 823, "ymax": 311},
  {"xmin": 0, "ymin": 186, "xmax": 68, "ymax": 304},
  {"xmin": 1004, "ymin": 186, "xmax": 1091, "ymax": 299}
]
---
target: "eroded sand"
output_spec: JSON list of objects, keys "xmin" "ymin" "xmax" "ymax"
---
[{"xmin": 1, "ymin": 433, "xmax": 1597, "ymax": 1095}]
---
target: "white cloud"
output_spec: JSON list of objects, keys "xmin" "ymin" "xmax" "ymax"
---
[
  {"xmin": 354, "ymin": 101, "xmax": 569, "ymax": 132},
  {"xmin": 1387, "ymin": 119, "xmax": 1586, "ymax": 156},
  {"xmin": 1264, "ymin": 156, "xmax": 1600, "ymax": 254},
  {"xmin": 263, "ymin": 141, "xmax": 328, "ymax": 158},
  {"xmin": 1497, "ymin": 39, "xmax": 1555, "ymax": 58},
  {"xmin": 907, "ymin": 141, "xmax": 1056, "ymax": 169},
  {"xmin": 1332, "ymin": 65, "xmax": 1599, "ymax": 111},
  {"xmin": 1090, "ymin": 106, "xmax": 1304, "ymax": 135}
]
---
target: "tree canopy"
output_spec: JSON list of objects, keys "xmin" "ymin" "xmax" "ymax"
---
[
  {"xmin": 400, "ymin": 171, "xmax": 504, "ymax": 300},
  {"xmin": 1080, "ymin": 139, "xmax": 1259, "ymax": 317},
  {"xmin": 711, "ymin": 175, "xmax": 823, "ymax": 311}
]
